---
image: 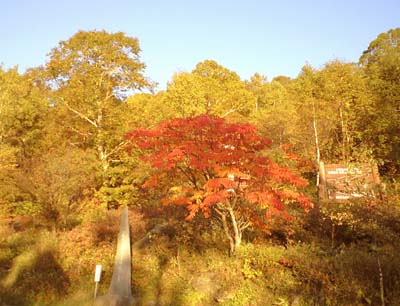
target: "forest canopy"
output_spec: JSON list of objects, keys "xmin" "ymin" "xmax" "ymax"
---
[
  {"xmin": 1, "ymin": 28, "xmax": 400, "ymax": 306},
  {"xmin": 1, "ymin": 27, "xmax": 399, "ymax": 232},
  {"xmin": 0, "ymin": 27, "xmax": 398, "ymax": 232}
]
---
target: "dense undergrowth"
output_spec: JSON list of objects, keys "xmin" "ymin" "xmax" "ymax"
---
[{"xmin": 1, "ymin": 182, "xmax": 400, "ymax": 306}]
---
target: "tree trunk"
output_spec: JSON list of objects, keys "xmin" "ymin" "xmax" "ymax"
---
[
  {"xmin": 97, "ymin": 106, "xmax": 109, "ymax": 170},
  {"xmin": 98, "ymin": 144, "xmax": 109, "ymax": 170},
  {"xmin": 312, "ymin": 100, "xmax": 321, "ymax": 186},
  {"xmin": 216, "ymin": 203, "xmax": 242, "ymax": 256},
  {"xmin": 227, "ymin": 206, "xmax": 242, "ymax": 253},
  {"xmin": 220, "ymin": 213, "xmax": 235, "ymax": 255},
  {"xmin": 339, "ymin": 102, "xmax": 347, "ymax": 162}
]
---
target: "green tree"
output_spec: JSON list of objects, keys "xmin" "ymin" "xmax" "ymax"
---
[
  {"xmin": 317, "ymin": 61, "xmax": 375, "ymax": 162},
  {"xmin": 245, "ymin": 73, "xmax": 269, "ymax": 112},
  {"xmin": 14, "ymin": 147, "xmax": 99, "ymax": 229},
  {"xmin": 44, "ymin": 30, "xmax": 150, "ymax": 170},
  {"xmin": 292, "ymin": 62, "xmax": 374, "ymax": 167},
  {"xmin": 95, "ymin": 91, "xmax": 174, "ymax": 209},
  {"xmin": 0, "ymin": 67, "xmax": 49, "ymax": 215},
  {"xmin": 125, "ymin": 92, "xmax": 174, "ymax": 128},
  {"xmin": 247, "ymin": 74, "xmax": 298, "ymax": 146},
  {"xmin": 359, "ymin": 28, "xmax": 400, "ymax": 172},
  {"xmin": 0, "ymin": 67, "xmax": 47, "ymax": 160},
  {"xmin": 165, "ymin": 60, "xmax": 256, "ymax": 118},
  {"xmin": 291, "ymin": 65, "xmax": 327, "ymax": 166}
]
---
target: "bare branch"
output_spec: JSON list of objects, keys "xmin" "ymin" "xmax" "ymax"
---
[
  {"xmin": 214, "ymin": 206, "xmax": 225, "ymax": 217},
  {"xmin": 105, "ymin": 140, "xmax": 129, "ymax": 159},
  {"xmin": 221, "ymin": 108, "xmax": 237, "ymax": 118},
  {"xmin": 239, "ymin": 221, "xmax": 252, "ymax": 231},
  {"xmin": 62, "ymin": 99, "xmax": 98, "ymax": 128},
  {"xmin": 67, "ymin": 126, "xmax": 93, "ymax": 138},
  {"xmin": 177, "ymin": 166, "xmax": 200, "ymax": 189}
]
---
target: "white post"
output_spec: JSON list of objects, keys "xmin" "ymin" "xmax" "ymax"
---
[{"xmin": 94, "ymin": 264, "xmax": 102, "ymax": 300}]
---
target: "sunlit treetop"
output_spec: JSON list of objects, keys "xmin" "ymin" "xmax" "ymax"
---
[{"xmin": 46, "ymin": 30, "xmax": 150, "ymax": 99}]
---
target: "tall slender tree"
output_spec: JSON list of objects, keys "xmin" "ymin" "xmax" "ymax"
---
[{"xmin": 359, "ymin": 28, "xmax": 400, "ymax": 172}]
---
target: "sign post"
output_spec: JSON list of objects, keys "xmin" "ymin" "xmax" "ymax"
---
[
  {"xmin": 318, "ymin": 162, "xmax": 381, "ymax": 201},
  {"xmin": 94, "ymin": 264, "xmax": 102, "ymax": 300}
]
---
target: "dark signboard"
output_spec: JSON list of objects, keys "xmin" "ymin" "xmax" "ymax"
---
[{"xmin": 318, "ymin": 161, "xmax": 381, "ymax": 201}]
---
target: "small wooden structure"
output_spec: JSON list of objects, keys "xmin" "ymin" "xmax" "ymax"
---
[
  {"xmin": 318, "ymin": 161, "xmax": 381, "ymax": 201},
  {"xmin": 95, "ymin": 206, "xmax": 134, "ymax": 306}
]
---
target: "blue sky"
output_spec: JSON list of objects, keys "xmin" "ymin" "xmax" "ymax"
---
[{"xmin": 1, "ymin": 0, "xmax": 399, "ymax": 90}]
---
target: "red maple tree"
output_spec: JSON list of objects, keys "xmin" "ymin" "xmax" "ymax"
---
[{"xmin": 126, "ymin": 115, "xmax": 312, "ymax": 254}]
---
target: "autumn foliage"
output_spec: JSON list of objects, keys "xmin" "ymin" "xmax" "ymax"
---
[{"xmin": 127, "ymin": 115, "xmax": 312, "ymax": 253}]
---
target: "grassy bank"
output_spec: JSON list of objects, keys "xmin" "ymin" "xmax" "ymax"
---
[{"xmin": 1, "ymin": 191, "xmax": 400, "ymax": 306}]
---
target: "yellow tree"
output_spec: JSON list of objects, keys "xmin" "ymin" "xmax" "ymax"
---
[
  {"xmin": 125, "ymin": 92, "xmax": 174, "ymax": 128},
  {"xmin": 246, "ymin": 74, "xmax": 299, "ymax": 146},
  {"xmin": 0, "ymin": 67, "xmax": 50, "ymax": 215},
  {"xmin": 165, "ymin": 60, "xmax": 256, "ymax": 118},
  {"xmin": 360, "ymin": 28, "xmax": 400, "ymax": 172},
  {"xmin": 245, "ymin": 73, "xmax": 269, "ymax": 112},
  {"xmin": 44, "ymin": 30, "xmax": 150, "ymax": 170},
  {"xmin": 291, "ymin": 65, "xmax": 332, "ymax": 180},
  {"xmin": 0, "ymin": 67, "xmax": 48, "ymax": 161},
  {"xmin": 317, "ymin": 60, "xmax": 374, "ymax": 162},
  {"xmin": 292, "ymin": 61, "xmax": 375, "ymax": 174},
  {"xmin": 95, "ymin": 91, "xmax": 175, "ymax": 209}
]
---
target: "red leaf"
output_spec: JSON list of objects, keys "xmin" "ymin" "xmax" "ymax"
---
[
  {"xmin": 142, "ymin": 175, "xmax": 159, "ymax": 188},
  {"xmin": 126, "ymin": 115, "xmax": 312, "ymax": 233},
  {"xmin": 205, "ymin": 178, "xmax": 236, "ymax": 191}
]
